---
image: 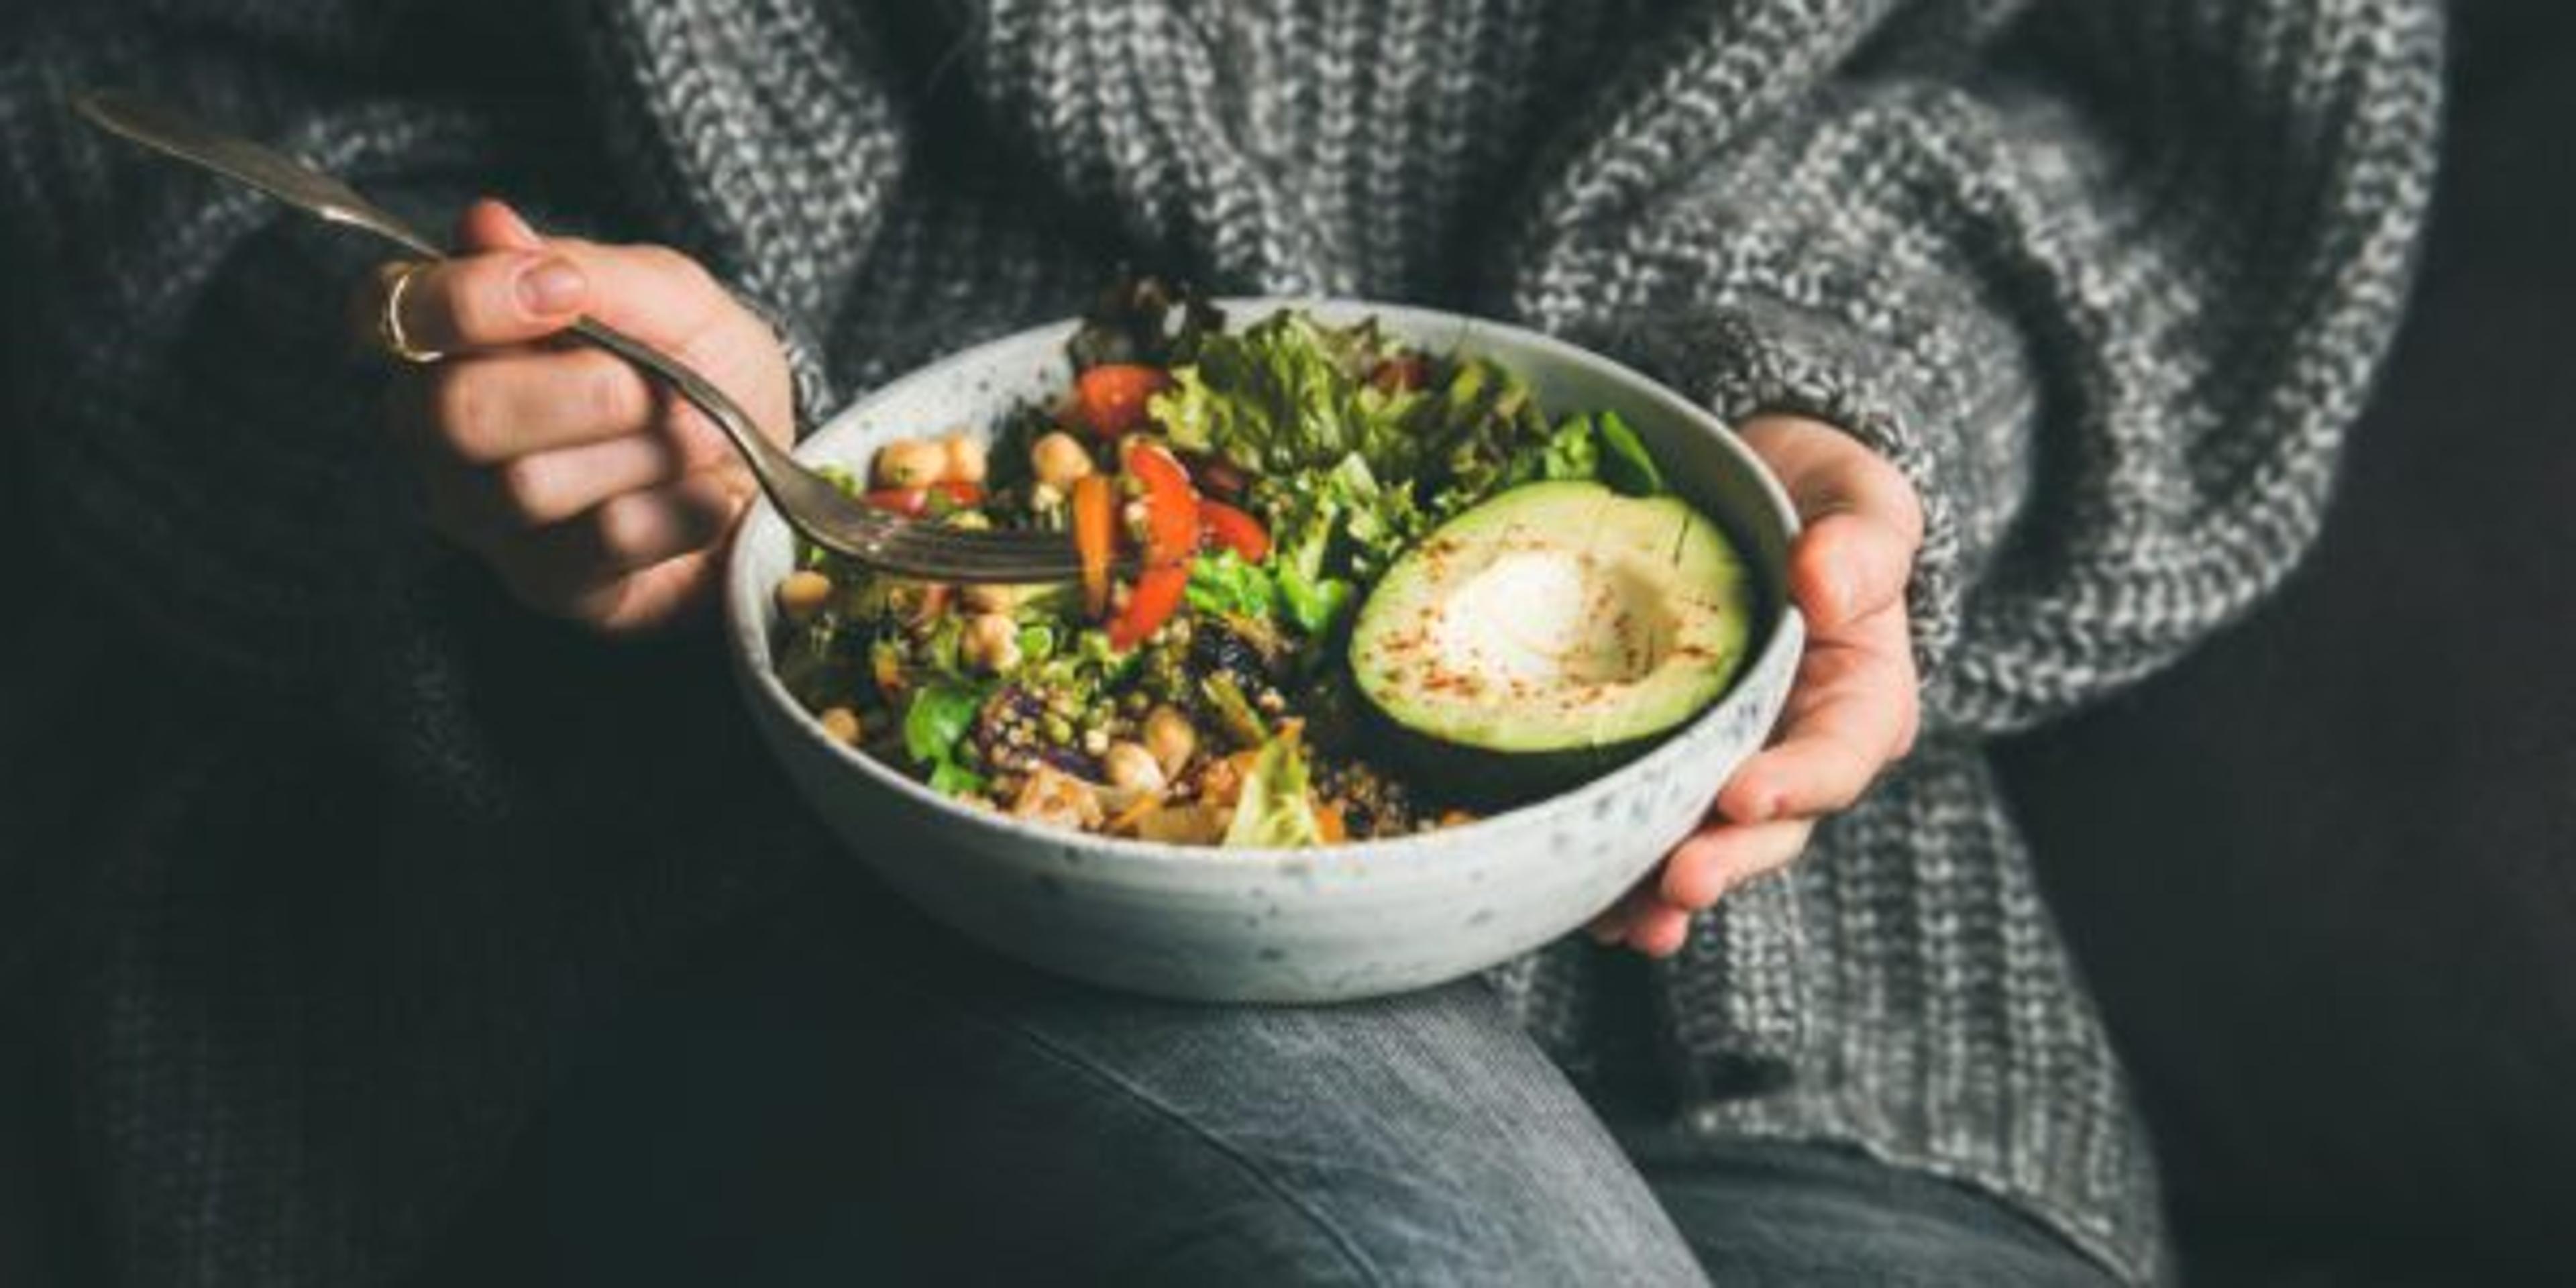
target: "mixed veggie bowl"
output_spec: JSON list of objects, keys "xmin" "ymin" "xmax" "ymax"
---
[{"xmin": 767, "ymin": 278, "xmax": 1757, "ymax": 852}]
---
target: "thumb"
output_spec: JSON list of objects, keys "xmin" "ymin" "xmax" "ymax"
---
[{"xmin": 452, "ymin": 196, "xmax": 547, "ymax": 254}]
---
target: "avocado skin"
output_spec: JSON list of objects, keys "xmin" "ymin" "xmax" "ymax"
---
[{"xmin": 1354, "ymin": 695, "xmax": 1665, "ymax": 812}]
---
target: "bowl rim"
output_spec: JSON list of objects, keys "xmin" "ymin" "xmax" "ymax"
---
[{"xmin": 722, "ymin": 297, "xmax": 1805, "ymax": 877}]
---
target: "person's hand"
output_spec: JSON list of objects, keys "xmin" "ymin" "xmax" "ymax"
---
[
  {"xmin": 370, "ymin": 197, "xmax": 793, "ymax": 632},
  {"xmin": 1589, "ymin": 413, "xmax": 1925, "ymax": 957}
]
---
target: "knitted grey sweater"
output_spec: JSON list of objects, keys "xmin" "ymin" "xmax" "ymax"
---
[{"xmin": 0, "ymin": 1, "xmax": 2440, "ymax": 1283}]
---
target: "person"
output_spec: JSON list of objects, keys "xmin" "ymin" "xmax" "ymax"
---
[{"xmin": 0, "ymin": 1, "xmax": 2440, "ymax": 1285}]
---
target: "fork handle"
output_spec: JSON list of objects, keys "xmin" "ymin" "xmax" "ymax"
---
[{"xmin": 566, "ymin": 315, "xmax": 808, "ymax": 496}]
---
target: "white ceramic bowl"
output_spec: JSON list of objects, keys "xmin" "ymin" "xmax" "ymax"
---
[{"xmin": 724, "ymin": 300, "xmax": 1803, "ymax": 1002}]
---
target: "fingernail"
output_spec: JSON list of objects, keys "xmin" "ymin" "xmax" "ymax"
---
[{"xmin": 517, "ymin": 256, "xmax": 586, "ymax": 315}]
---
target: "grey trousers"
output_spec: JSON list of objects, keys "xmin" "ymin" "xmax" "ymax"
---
[{"xmin": 535, "ymin": 914, "xmax": 2116, "ymax": 1287}]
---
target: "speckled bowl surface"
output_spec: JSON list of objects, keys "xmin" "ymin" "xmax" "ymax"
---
[{"xmin": 724, "ymin": 300, "xmax": 1802, "ymax": 1003}]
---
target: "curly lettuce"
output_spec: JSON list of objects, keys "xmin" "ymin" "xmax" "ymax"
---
[{"xmin": 1152, "ymin": 312, "xmax": 1428, "ymax": 477}]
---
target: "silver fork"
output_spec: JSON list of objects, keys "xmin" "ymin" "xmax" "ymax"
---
[{"xmin": 72, "ymin": 90, "xmax": 1088, "ymax": 585}]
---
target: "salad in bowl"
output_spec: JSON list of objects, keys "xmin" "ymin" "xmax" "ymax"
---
[
  {"xmin": 767, "ymin": 278, "xmax": 1756, "ymax": 849},
  {"xmin": 724, "ymin": 279, "xmax": 1801, "ymax": 1001}
]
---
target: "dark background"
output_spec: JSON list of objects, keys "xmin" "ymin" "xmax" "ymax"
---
[
  {"xmin": 4, "ymin": 2, "xmax": 2571, "ymax": 1283},
  {"xmin": 1995, "ymin": 1, "xmax": 2576, "ymax": 1281}
]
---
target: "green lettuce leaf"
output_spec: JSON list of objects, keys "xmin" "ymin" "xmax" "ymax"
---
[
  {"xmin": 1595, "ymin": 409, "xmax": 1666, "ymax": 496},
  {"xmin": 1275, "ymin": 566, "xmax": 1355, "ymax": 639},
  {"xmin": 1538, "ymin": 415, "xmax": 1599, "ymax": 482},
  {"xmin": 926, "ymin": 758, "xmax": 989, "ymax": 798},
  {"xmin": 1223, "ymin": 725, "xmax": 1325, "ymax": 849},
  {"xmin": 1417, "ymin": 356, "xmax": 1556, "ymax": 519},
  {"xmin": 902, "ymin": 683, "xmax": 985, "ymax": 767},
  {"xmin": 1185, "ymin": 549, "xmax": 1279, "ymax": 619}
]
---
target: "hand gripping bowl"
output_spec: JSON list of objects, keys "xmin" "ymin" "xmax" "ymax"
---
[{"xmin": 725, "ymin": 301, "xmax": 1803, "ymax": 1003}]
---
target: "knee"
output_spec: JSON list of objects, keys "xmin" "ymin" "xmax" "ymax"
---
[{"xmin": 1097, "ymin": 1146, "xmax": 1704, "ymax": 1287}]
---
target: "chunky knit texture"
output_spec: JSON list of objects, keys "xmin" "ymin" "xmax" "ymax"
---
[{"xmin": 0, "ymin": 2, "xmax": 2441, "ymax": 1284}]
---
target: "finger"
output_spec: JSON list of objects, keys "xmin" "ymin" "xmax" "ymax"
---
[
  {"xmin": 1660, "ymin": 818, "xmax": 1817, "ymax": 910},
  {"xmin": 480, "ymin": 434, "xmax": 701, "ymax": 531},
  {"xmin": 558, "ymin": 547, "xmax": 728, "ymax": 635},
  {"xmin": 1622, "ymin": 904, "xmax": 1692, "ymax": 959},
  {"xmin": 452, "ymin": 197, "xmax": 737, "ymax": 347},
  {"xmin": 1719, "ymin": 684, "xmax": 1909, "ymax": 821},
  {"xmin": 381, "ymin": 196, "xmax": 568, "ymax": 355},
  {"xmin": 498, "ymin": 470, "xmax": 747, "ymax": 604},
  {"xmin": 1792, "ymin": 509, "xmax": 1915, "ymax": 631},
  {"xmin": 1740, "ymin": 415, "xmax": 1925, "ymax": 548},
  {"xmin": 454, "ymin": 195, "xmax": 546, "ymax": 254},
  {"xmin": 394, "ymin": 249, "xmax": 590, "ymax": 354},
  {"xmin": 419, "ymin": 345, "xmax": 660, "ymax": 466}
]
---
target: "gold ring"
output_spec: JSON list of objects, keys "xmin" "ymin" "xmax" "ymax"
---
[{"xmin": 376, "ymin": 260, "xmax": 445, "ymax": 364}]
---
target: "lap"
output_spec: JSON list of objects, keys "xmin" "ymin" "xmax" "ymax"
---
[
  {"xmin": 533, "ymin": 912, "xmax": 1703, "ymax": 1286},
  {"xmin": 527, "ymin": 899, "xmax": 2114, "ymax": 1287}
]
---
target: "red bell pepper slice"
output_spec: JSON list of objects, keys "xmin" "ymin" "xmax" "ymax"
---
[
  {"xmin": 1122, "ymin": 440, "xmax": 1201, "ymax": 569},
  {"xmin": 1197, "ymin": 499, "xmax": 1270, "ymax": 563},
  {"xmin": 1108, "ymin": 564, "xmax": 1189, "ymax": 651}
]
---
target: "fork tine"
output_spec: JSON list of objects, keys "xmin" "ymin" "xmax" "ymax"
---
[{"xmin": 808, "ymin": 517, "xmax": 1092, "ymax": 584}]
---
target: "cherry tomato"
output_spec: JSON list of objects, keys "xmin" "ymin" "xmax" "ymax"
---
[
  {"xmin": 1075, "ymin": 363, "xmax": 1171, "ymax": 437},
  {"xmin": 1197, "ymin": 499, "xmax": 1270, "ymax": 562},
  {"xmin": 1108, "ymin": 564, "xmax": 1189, "ymax": 651}
]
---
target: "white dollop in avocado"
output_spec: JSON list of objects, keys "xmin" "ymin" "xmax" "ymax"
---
[
  {"xmin": 1429, "ymin": 549, "xmax": 1672, "ymax": 688},
  {"xmin": 1349, "ymin": 480, "xmax": 1752, "ymax": 755}
]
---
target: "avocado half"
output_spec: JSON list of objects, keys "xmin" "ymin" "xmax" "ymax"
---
[{"xmin": 1347, "ymin": 480, "xmax": 1753, "ymax": 802}]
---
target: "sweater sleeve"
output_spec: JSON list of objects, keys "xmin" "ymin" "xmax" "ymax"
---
[
  {"xmin": 0, "ymin": 7, "xmax": 595, "ymax": 724},
  {"xmin": 0, "ymin": 4, "xmax": 894, "ymax": 807},
  {"xmin": 1513, "ymin": 1, "xmax": 2444, "ymax": 735}
]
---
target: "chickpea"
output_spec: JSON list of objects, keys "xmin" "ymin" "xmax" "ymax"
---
[
  {"xmin": 1010, "ymin": 764, "xmax": 1105, "ymax": 830},
  {"xmin": 1142, "ymin": 705, "xmax": 1197, "ymax": 777},
  {"xmin": 941, "ymin": 433, "xmax": 989, "ymax": 485},
  {"xmin": 1030, "ymin": 431, "xmax": 1095, "ymax": 490},
  {"xmin": 1102, "ymin": 741, "xmax": 1167, "ymax": 792},
  {"xmin": 775, "ymin": 569, "xmax": 834, "ymax": 623},
  {"xmin": 874, "ymin": 437, "xmax": 947, "ymax": 489},
  {"xmin": 817, "ymin": 706, "xmax": 863, "ymax": 745},
  {"xmin": 961, "ymin": 611, "xmax": 1023, "ymax": 673}
]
